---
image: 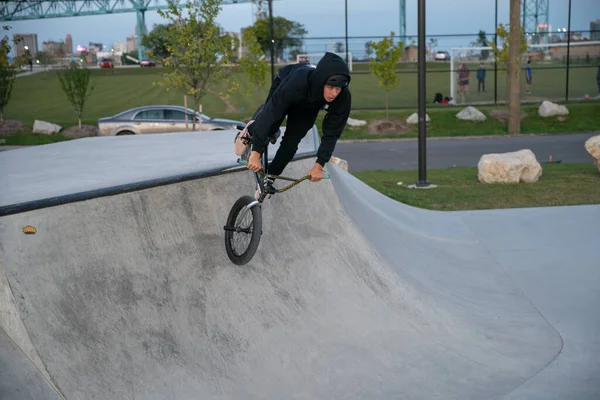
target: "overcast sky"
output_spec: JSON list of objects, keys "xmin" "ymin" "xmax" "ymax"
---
[{"xmin": 8, "ymin": 0, "xmax": 600, "ymax": 55}]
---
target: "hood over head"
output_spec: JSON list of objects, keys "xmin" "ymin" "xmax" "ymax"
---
[{"xmin": 310, "ymin": 52, "xmax": 351, "ymax": 100}]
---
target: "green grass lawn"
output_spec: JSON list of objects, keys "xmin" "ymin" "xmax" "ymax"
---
[
  {"xmin": 352, "ymin": 163, "xmax": 600, "ymax": 211},
  {"xmin": 6, "ymin": 61, "xmax": 599, "ymax": 130},
  {"xmin": 333, "ymin": 101, "xmax": 600, "ymax": 140}
]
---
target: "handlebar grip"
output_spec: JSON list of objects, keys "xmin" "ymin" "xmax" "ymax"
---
[
  {"xmin": 237, "ymin": 158, "xmax": 248, "ymax": 166},
  {"xmin": 323, "ymin": 174, "xmax": 330, "ymax": 179}
]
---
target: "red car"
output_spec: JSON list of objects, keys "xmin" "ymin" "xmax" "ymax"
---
[{"xmin": 99, "ymin": 58, "xmax": 114, "ymax": 68}]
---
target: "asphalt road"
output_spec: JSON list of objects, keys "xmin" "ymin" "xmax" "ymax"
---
[{"xmin": 333, "ymin": 132, "xmax": 599, "ymax": 172}]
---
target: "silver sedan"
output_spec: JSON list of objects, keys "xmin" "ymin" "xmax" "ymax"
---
[{"xmin": 97, "ymin": 105, "xmax": 245, "ymax": 136}]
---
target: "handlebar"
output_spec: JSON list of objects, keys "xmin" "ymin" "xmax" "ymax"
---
[{"xmin": 237, "ymin": 158, "xmax": 330, "ymax": 180}]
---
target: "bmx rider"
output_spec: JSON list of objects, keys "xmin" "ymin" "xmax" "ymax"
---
[{"xmin": 235, "ymin": 52, "xmax": 352, "ymax": 196}]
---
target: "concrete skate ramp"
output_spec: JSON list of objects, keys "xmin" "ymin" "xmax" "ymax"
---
[
  {"xmin": 0, "ymin": 328, "xmax": 63, "ymax": 399},
  {"xmin": 0, "ymin": 156, "xmax": 598, "ymax": 399}
]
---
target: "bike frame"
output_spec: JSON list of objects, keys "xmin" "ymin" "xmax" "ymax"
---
[{"xmin": 236, "ymin": 147, "xmax": 330, "ymax": 208}]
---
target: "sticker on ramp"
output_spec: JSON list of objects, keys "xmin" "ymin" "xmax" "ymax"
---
[{"xmin": 23, "ymin": 225, "xmax": 37, "ymax": 234}]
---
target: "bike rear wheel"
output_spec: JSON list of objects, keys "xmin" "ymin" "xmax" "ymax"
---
[{"xmin": 224, "ymin": 195, "xmax": 262, "ymax": 265}]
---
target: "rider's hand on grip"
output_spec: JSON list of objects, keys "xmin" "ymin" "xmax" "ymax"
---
[
  {"xmin": 308, "ymin": 163, "xmax": 325, "ymax": 182},
  {"xmin": 247, "ymin": 151, "xmax": 262, "ymax": 172}
]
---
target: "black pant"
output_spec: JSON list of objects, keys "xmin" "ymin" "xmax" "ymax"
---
[
  {"xmin": 478, "ymin": 79, "xmax": 485, "ymax": 92},
  {"xmin": 266, "ymin": 106, "xmax": 320, "ymax": 176}
]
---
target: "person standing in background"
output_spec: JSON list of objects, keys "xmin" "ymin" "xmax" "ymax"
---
[
  {"xmin": 525, "ymin": 59, "xmax": 533, "ymax": 95},
  {"xmin": 477, "ymin": 63, "xmax": 486, "ymax": 93}
]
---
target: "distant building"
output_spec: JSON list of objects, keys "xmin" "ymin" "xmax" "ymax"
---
[
  {"xmin": 114, "ymin": 41, "xmax": 126, "ymax": 52},
  {"xmin": 88, "ymin": 42, "xmax": 103, "ymax": 52},
  {"xmin": 42, "ymin": 40, "xmax": 67, "ymax": 56},
  {"xmin": 65, "ymin": 34, "xmax": 73, "ymax": 54},
  {"xmin": 126, "ymin": 35, "xmax": 138, "ymax": 53},
  {"xmin": 591, "ymin": 19, "xmax": 600, "ymax": 41},
  {"xmin": 13, "ymin": 33, "xmax": 38, "ymax": 58}
]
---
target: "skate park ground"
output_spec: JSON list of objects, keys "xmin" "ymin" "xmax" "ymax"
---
[{"xmin": 0, "ymin": 128, "xmax": 598, "ymax": 399}]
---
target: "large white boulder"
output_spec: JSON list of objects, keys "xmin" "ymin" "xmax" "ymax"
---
[
  {"xmin": 329, "ymin": 156, "xmax": 349, "ymax": 172},
  {"xmin": 346, "ymin": 117, "xmax": 367, "ymax": 127},
  {"xmin": 478, "ymin": 149, "xmax": 542, "ymax": 184},
  {"xmin": 33, "ymin": 120, "xmax": 62, "ymax": 135},
  {"xmin": 456, "ymin": 106, "xmax": 486, "ymax": 121},
  {"xmin": 584, "ymin": 135, "xmax": 600, "ymax": 172},
  {"xmin": 406, "ymin": 113, "xmax": 430, "ymax": 124},
  {"xmin": 538, "ymin": 101, "xmax": 569, "ymax": 117}
]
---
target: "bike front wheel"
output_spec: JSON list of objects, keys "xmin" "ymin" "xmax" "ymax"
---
[{"xmin": 223, "ymin": 195, "xmax": 262, "ymax": 265}]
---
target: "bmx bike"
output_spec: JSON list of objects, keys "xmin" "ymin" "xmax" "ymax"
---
[{"xmin": 223, "ymin": 136, "xmax": 329, "ymax": 266}]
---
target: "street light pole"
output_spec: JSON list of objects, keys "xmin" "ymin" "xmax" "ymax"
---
[{"xmin": 268, "ymin": 0, "xmax": 275, "ymax": 81}]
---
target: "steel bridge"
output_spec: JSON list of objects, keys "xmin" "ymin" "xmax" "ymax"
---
[
  {"xmin": 0, "ymin": 0, "xmax": 260, "ymax": 60},
  {"xmin": 0, "ymin": 0, "xmax": 409, "ymax": 61},
  {"xmin": 522, "ymin": 0, "xmax": 550, "ymax": 44}
]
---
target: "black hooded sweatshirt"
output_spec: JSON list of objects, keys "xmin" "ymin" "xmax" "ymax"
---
[{"xmin": 247, "ymin": 52, "xmax": 352, "ymax": 166}]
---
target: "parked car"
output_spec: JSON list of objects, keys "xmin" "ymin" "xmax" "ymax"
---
[
  {"xmin": 140, "ymin": 58, "xmax": 156, "ymax": 67},
  {"xmin": 99, "ymin": 58, "xmax": 114, "ymax": 68},
  {"xmin": 97, "ymin": 105, "xmax": 245, "ymax": 136},
  {"xmin": 434, "ymin": 51, "xmax": 450, "ymax": 61}
]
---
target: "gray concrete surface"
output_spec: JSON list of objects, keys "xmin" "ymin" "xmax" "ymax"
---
[
  {"xmin": 334, "ymin": 132, "xmax": 599, "ymax": 172},
  {"xmin": 0, "ymin": 127, "xmax": 317, "ymax": 208},
  {"xmin": 0, "ymin": 130, "xmax": 598, "ymax": 399},
  {"xmin": 0, "ymin": 329, "xmax": 64, "ymax": 400}
]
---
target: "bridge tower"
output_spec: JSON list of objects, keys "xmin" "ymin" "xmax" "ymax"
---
[{"xmin": 522, "ymin": 0, "xmax": 550, "ymax": 45}]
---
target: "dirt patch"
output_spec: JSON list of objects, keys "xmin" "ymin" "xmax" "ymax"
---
[
  {"xmin": 368, "ymin": 119, "xmax": 409, "ymax": 135},
  {"xmin": 61, "ymin": 125, "xmax": 98, "ymax": 139},
  {"xmin": 489, "ymin": 109, "xmax": 528, "ymax": 123},
  {"xmin": 0, "ymin": 120, "xmax": 26, "ymax": 136}
]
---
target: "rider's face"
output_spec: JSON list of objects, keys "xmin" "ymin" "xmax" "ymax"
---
[{"xmin": 323, "ymin": 85, "xmax": 342, "ymax": 103}]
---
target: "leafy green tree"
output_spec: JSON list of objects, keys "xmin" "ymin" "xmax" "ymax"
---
[
  {"xmin": 471, "ymin": 30, "xmax": 490, "ymax": 60},
  {"xmin": 369, "ymin": 32, "xmax": 403, "ymax": 120},
  {"xmin": 490, "ymin": 23, "xmax": 527, "ymax": 68},
  {"xmin": 141, "ymin": 23, "xmax": 172, "ymax": 61},
  {"xmin": 237, "ymin": 28, "xmax": 269, "ymax": 95},
  {"xmin": 0, "ymin": 26, "xmax": 25, "ymax": 121},
  {"xmin": 243, "ymin": 16, "xmax": 307, "ymax": 61},
  {"xmin": 364, "ymin": 41, "xmax": 374, "ymax": 59},
  {"xmin": 57, "ymin": 63, "xmax": 95, "ymax": 128},
  {"xmin": 157, "ymin": 0, "xmax": 239, "ymax": 127},
  {"xmin": 288, "ymin": 47, "xmax": 302, "ymax": 62}
]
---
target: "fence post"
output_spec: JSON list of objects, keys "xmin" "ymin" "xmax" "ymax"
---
[
  {"xmin": 345, "ymin": 0, "xmax": 349, "ymax": 65},
  {"xmin": 494, "ymin": 0, "xmax": 498, "ymax": 104}
]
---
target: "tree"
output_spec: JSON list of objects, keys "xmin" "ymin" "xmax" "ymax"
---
[
  {"xmin": 57, "ymin": 63, "xmax": 95, "ymax": 128},
  {"xmin": 490, "ymin": 24, "xmax": 527, "ymax": 67},
  {"xmin": 157, "ymin": 0, "xmax": 239, "ymax": 128},
  {"xmin": 369, "ymin": 32, "xmax": 403, "ymax": 120},
  {"xmin": 0, "ymin": 26, "xmax": 24, "ymax": 121},
  {"xmin": 334, "ymin": 42, "xmax": 344, "ymax": 53},
  {"xmin": 364, "ymin": 41, "xmax": 374, "ymax": 59},
  {"xmin": 471, "ymin": 30, "xmax": 489, "ymax": 60},
  {"xmin": 237, "ymin": 27, "xmax": 269, "ymax": 94},
  {"xmin": 141, "ymin": 23, "xmax": 173, "ymax": 61},
  {"xmin": 243, "ymin": 16, "xmax": 307, "ymax": 61},
  {"xmin": 490, "ymin": 19, "xmax": 527, "ymax": 134},
  {"xmin": 288, "ymin": 47, "xmax": 302, "ymax": 62}
]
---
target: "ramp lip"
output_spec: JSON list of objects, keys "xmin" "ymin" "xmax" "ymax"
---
[{"xmin": 0, "ymin": 153, "xmax": 318, "ymax": 217}]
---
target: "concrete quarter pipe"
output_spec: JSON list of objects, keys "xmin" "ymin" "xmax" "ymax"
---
[{"xmin": 0, "ymin": 133, "xmax": 598, "ymax": 399}]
